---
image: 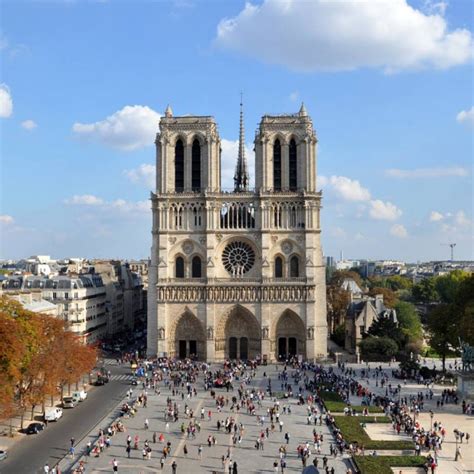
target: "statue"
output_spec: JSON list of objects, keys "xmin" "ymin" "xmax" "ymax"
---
[
  {"xmin": 307, "ymin": 326, "xmax": 314, "ymax": 340},
  {"xmin": 207, "ymin": 326, "xmax": 214, "ymax": 340},
  {"xmin": 261, "ymin": 326, "xmax": 269, "ymax": 340},
  {"xmin": 460, "ymin": 338, "xmax": 474, "ymax": 372},
  {"xmin": 158, "ymin": 327, "xmax": 165, "ymax": 340}
]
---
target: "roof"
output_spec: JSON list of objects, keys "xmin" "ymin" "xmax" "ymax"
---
[{"xmin": 23, "ymin": 300, "xmax": 58, "ymax": 313}]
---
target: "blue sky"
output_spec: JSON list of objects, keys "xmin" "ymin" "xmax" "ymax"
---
[{"xmin": 0, "ymin": 0, "xmax": 473, "ymax": 262}]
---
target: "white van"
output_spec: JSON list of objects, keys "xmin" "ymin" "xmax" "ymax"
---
[
  {"xmin": 71, "ymin": 390, "xmax": 87, "ymax": 402},
  {"xmin": 44, "ymin": 407, "xmax": 63, "ymax": 421},
  {"xmin": 62, "ymin": 397, "xmax": 77, "ymax": 408}
]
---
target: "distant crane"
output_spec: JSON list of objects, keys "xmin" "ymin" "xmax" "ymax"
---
[{"xmin": 441, "ymin": 243, "xmax": 456, "ymax": 261}]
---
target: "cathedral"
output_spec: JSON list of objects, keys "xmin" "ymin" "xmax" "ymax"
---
[{"xmin": 147, "ymin": 102, "xmax": 327, "ymax": 362}]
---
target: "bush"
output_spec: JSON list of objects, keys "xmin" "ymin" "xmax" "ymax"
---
[
  {"xmin": 359, "ymin": 336, "xmax": 398, "ymax": 361},
  {"xmin": 333, "ymin": 416, "xmax": 414, "ymax": 450},
  {"xmin": 331, "ymin": 324, "xmax": 345, "ymax": 347},
  {"xmin": 354, "ymin": 456, "xmax": 427, "ymax": 474},
  {"xmin": 319, "ymin": 391, "xmax": 383, "ymax": 413}
]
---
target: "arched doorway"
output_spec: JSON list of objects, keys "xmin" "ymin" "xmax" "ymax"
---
[
  {"xmin": 274, "ymin": 310, "xmax": 306, "ymax": 361},
  {"xmin": 216, "ymin": 305, "xmax": 261, "ymax": 360},
  {"xmin": 170, "ymin": 311, "xmax": 206, "ymax": 360}
]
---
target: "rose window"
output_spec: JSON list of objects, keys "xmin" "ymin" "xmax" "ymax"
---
[{"xmin": 222, "ymin": 241, "xmax": 255, "ymax": 276}]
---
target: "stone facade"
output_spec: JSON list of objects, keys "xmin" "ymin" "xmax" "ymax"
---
[{"xmin": 147, "ymin": 104, "xmax": 327, "ymax": 362}]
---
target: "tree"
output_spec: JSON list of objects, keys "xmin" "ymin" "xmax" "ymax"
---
[
  {"xmin": 326, "ymin": 285, "xmax": 350, "ymax": 333},
  {"xmin": 359, "ymin": 336, "xmax": 398, "ymax": 361},
  {"xmin": 453, "ymin": 274, "xmax": 474, "ymax": 345},
  {"xmin": 368, "ymin": 287, "xmax": 398, "ymax": 308},
  {"xmin": 385, "ymin": 275, "xmax": 413, "ymax": 292},
  {"xmin": 367, "ymin": 316, "xmax": 404, "ymax": 349},
  {"xmin": 412, "ymin": 278, "xmax": 439, "ymax": 304},
  {"xmin": 435, "ymin": 270, "xmax": 470, "ymax": 304},
  {"xmin": 395, "ymin": 301, "xmax": 422, "ymax": 344},
  {"xmin": 426, "ymin": 304, "xmax": 458, "ymax": 371}
]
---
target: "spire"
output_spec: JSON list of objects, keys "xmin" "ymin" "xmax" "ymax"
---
[
  {"xmin": 165, "ymin": 104, "xmax": 173, "ymax": 117},
  {"xmin": 234, "ymin": 93, "xmax": 250, "ymax": 192},
  {"xmin": 299, "ymin": 102, "xmax": 308, "ymax": 117}
]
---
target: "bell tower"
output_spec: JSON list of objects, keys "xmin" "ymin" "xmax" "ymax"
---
[
  {"xmin": 155, "ymin": 105, "xmax": 221, "ymax": 193},
  {"xmin": 254, "ymin": 103, "xmax": 317, "ymax": 193}
]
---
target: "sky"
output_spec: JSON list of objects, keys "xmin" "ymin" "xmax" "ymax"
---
[{"xmin": 0, "ymin": 0, "xmax": 473, "ymax": 262}]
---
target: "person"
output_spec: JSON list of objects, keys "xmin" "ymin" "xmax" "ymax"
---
[
  {"xmin": 284, "ymin": 432, "xmax": 290, "ymax": 444},
  {"xmin": 198, "ymin": 444, "xmax": 203, "ymax": 459},
  {"xmin": 126, "ymin": 444, "xmax": 131, "ymax": 458},
  {"xmin": 160, "ymin": 457, "xmax": 165, "ymax": 470},
  {"xmin": 232, "ymin": 461, "xmax": 238, "ymax": 473},
  {"xmin": 44, "ymin": 464, "xmax": 50, "ymax": 473},
  {"xmin": 171, "ymin": 460, "xmax": 177, "ymax": 474},
  {"xmin": 112, "ymin": 458, "xmax": 118, "ymax": 472},
  {"xmin": 455, "ymin": 446, "xmax": 462, "ymax": 461},
  {"xmin": 183, "ymin": 444, "xmax": 188, "ymax": 456},
  {"xmin": 69, "ymin": 446, "xmax": 75, "ymax": 458},
  {"xmin": 145, "ymin": 418, "xmax": 149, "ymax": 430},
  {"xmin": 70, "ymin": 437, "xmax": 75, "ymax": 447}
]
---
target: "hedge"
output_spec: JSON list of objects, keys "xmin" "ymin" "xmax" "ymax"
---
[
  {"xmin": 333, "ymin": 416, "xmax": 414, "ymax": 450},
  {"xmin": 320, "ymin": 391, "xmax": 384, "ymax": 414},
  {"xmin": 353, "ymin": 455, "xmax": 426, "ymax": 474}
]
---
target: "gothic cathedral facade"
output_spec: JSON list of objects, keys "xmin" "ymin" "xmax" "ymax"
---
[{"xmin": 147, "ymin": 103, "xmax": 327, "ymax": 362}]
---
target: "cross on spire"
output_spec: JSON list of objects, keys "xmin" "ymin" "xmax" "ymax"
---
[{"xmin": 234, "ymin": 93, "xmax": 250, "ymax": 192}]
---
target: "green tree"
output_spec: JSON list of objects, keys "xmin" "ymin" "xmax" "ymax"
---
[
  {"xmin": 412, "ymin": 278, "xmax": 439, "ymax": 304},
  {"xmin": 359, "ymin": 336, "xmax": 398, "ymax": 361},
  {"xmin": 454, "ymin": 274, "xmax": 474, "ymax": 345},
  {"xmin": 435, "ymin": 270, "xmax": 470, "ymax": 304},
  {"xmin": 395, "ymin": 301, "xmax": 422, "ymax": 344},
  {"xmin": 426, "ymin": 304, "xmax": 458, "ymax": 371},
  {"xmin": 386, "ymin": 275, "xmax": 413, "ymax": 291}
]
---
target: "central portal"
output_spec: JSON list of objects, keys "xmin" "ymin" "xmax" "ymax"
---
[{"xmin": 216, "ymin": 305, "xmax": 261, "ymax": 360}]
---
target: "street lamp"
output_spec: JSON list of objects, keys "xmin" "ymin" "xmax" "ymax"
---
[{"xmin": 429, "ymin": 410, "xmax": 434, "ymax": 432}]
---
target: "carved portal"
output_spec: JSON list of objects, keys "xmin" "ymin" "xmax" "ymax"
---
[{"xmin": 169, "ymin": 311, "xmax": 206, "ymax": 360}]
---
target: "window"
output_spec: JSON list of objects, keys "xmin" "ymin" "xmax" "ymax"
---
[
  {"xmin": 191, "ymin": 139, "xmax": 201, "ymax": 191},
  {"xmin": 290, "ymin": 256, "xmax": 299, "ymax": 278},
  {"xmin": 274, "ymin": 257, "xmax": 283, "ymax": 278},
  {"xmin": 289, "ymin": 138, "xmax": 297, "ymax": 191},
  {"xmin": 191, "ymin": 256, "xmax": 202, "ymax": 278},
  {"xmin": 175, "ymin": 139, "xmax": 184, "ymax": 191},
  {"xmin": 273, "ymin": 139, "xmax": 282, "ymax": 191},
  {"xmin": 175, "ymin": 256, "xmax": 185, "ymax": 278}
]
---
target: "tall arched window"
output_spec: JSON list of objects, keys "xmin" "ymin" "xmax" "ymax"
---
[
  {"xmin": 273, "ymin": 139, "xmax": 282, "ymax": 191},
  {"xmin": 175, "ymin": 139, "xmax": 184, "ymax": 192},
  {"xmin": 289, "ymin": 138, "xmax": 297, "ymax": 191},
  {"xmin": 275, "ymin": 256, "xmax": 283, "ymax": 278},
  {"xmin": 191, "ymin": 256, "xmax": 202, "ymax": 278},
  {"xmin": 175, "ymin": 256, "xmax": 185, "ymax": 278},
  {"xmin": 192, "ymin": 139, "xmax": 201, "ymax": 191},
  {"xmin": 290, "ymin": 256, "xmax": 299, "ymax": 278}
]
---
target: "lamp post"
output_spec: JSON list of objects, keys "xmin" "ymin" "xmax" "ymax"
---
[{"xmin": 430, "ymin": 410, "xmax": 434, "ymax": 432}]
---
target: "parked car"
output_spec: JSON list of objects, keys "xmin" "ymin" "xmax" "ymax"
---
[
  {"xmin": 24, "ymin": 422, "xmax": 45, "ymax": 434},
  {"xmin": 95, "ymin": 377, "xmax": 105, "ymax": 386},
  {"xmin": 71, "ymin": 390, "xmax": 87, "ymax": 401},
  {"xmin": 0, "ymin": 450, "xmax": 7, "ymax": 461},
  {"xmin": 62, "ymin": 396, "xmax": 77, "ymax": 408},
  {"xmin": 44, "ymin": 407, "xmax": 63, "ymax": 422}
]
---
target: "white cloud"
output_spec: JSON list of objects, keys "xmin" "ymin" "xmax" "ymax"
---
[
  {"xmin": 124, "ymin": 164, "xmax": 156, "ymax": 189},
  {"xmin": 21, "ymin": 119, "xmax": 37, "ymax": 130},
  {"xmin": 220, "ymin": 139, "xmax": 254, "ymax": 190},
  {"xmin": 215, "ymin": 0, "xmax": 473, "ymax": 72},
  {"xmin": 330, "ymin": 227, "xmax": 346, "ymax": 238},
  {"xmin": 454, "ymin": 210, "xmax": 471, "ymax": 227},
  {"xmin": 65, "ymin": 194, "xmax": 149, "ymax": 215},
  {"xmin": 289, "ymin": 91, "xmax": 299, "ymax": 102},
  {"xmin": 369, "ymin": 200, "xmax": 402, "ymax": 221},
  {"xmin": 429, "ymin": 211, "xmax": 444, "ymax": 222},
  {"xmin": 0, "ymin": 215, "xmax": 14, "ymax": 225},
  {"xmin": 66, "ymin": 194, "xmax": 104, "ymax": 206},
  {"xmin": 72, "ymin": 105, "xmax": 161, "ymax": 151},
  {"xmin": 319, "ymin": 175, "xmax": 371, "ymax": 201},
  {"xmin": 386, "ymin": 166, "xmax": 469, "ymax": 178},
  {"xmin": 0, "ymin": 84, "xmax": 13, "ymax": 118},
  {"xmin": 456, "ymin": 107, "xmax": 474, "ymax": 129},
  {"xmin": 390, "ymin": 224, "xmax": 408, "ymax": 238}
]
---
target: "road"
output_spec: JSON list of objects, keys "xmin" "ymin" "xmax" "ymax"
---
[{"xmin": 0, "ymin": 358, "xmax": 131, "ymax": 474}]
